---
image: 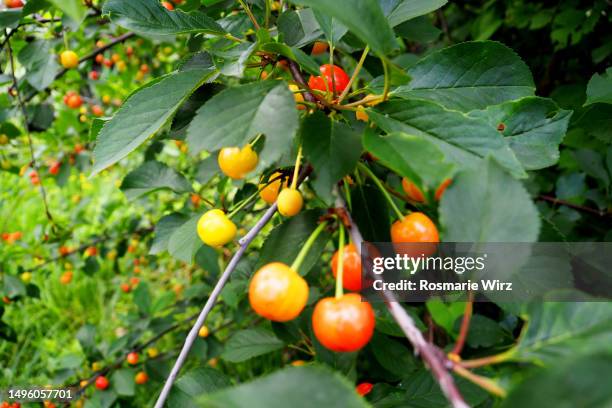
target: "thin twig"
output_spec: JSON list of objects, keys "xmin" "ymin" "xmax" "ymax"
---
[
  {"xmin": 287, "ymin": 60, "xmax": 317, "ymax": 103},
  {"xmin": 154, "ymin": 168, "xmax": 311, "ymax": 408},
  {"xmin": 538, "ymin": 195, "xmax": 609, "ymax": 217},
  {"xmin": 238, "ymin": 0, "xmax": 260, "ymax": 30},
  {"xmin": 453, "ymin": 365, "xmax": 506, "ymax": 397},
  {"xmin": 5, "ymin": 32, "xmax": 56, "ymax": 228},
  {"xmin": 335, "ymin": 192, "xmax": 469, "ymax": 408},
  {"xmin": 337, "ymin": 46, "xmax": 369, "ymax": 104}
]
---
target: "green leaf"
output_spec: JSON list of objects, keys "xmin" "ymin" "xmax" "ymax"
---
[
  {"xmin": 3, "ymin": 275, "xmax": 26, "ymax": 298},
  {"xmin": 290, "ymin": 0, "xmax": 397, "ymax": 55},
  {"xmin": 585, "ymin": 67, "xmax": 612, "ymax": 106},
  {"xmin": 425, "ymin": 299, "xmax": 465, "ymax": 335},
  {"xmin": 168, "ymin": 368, "xmax": 231, "ymax": 408},
  {"xmin": 383, "ymin": 0, "xmax": 448, "ymax": 27},
  {"xmin": 312, "ymin": 10, "xmax": 348, "ymax": 45},
  {"xmin": 277, "ymin": 8, "xmax": 322, "ymax": 48},
  {"xmin": 350, "ymin": 183, "xmax": 390, "ymax": 242},
  {"xmin": 0, "ymin": 9, "xmax": 22, "ymax": 30},
  {"xmin": 502, "ymin": 353, "xmax": 612, "ymax": 408},
  {"xmin": 20, "ymin": 40, "xmax": 60, "ymax": 90},
  {"xmin": 48, "ymin": 0, "xmax": 86, "ymax": 21},
  {"xmin": 439, "ymin": 158, "xmax": 540, "ymax": 242},
  {"xmin": 120, "ymin": 161, "xmax": 192, "ymax": 200},
  {"xmin": 92, "ymin": 68, "xmax": 216, "ymax": 176},
  {"xmin": 221, "ymin": 328, "xmax": 284, "ymax": 363},
  {"xmin": 469, "ymin": 97, "xmax": 572, "ymax": 170},
  {"xmin": 369, "ymin": 99, "xmax": 526, "ymax": 178},
  {"xmin": 186, "ymin": 81, "xmax": 299, "ymax": 170},
  {"xmin": 102, "ymin": 0, "xmax": 225, "ymax": 36},
  {"xmin": 460, "ymin": 314, "xmax": 507, "ymax": 348},
  {"xmin": 168, "ymin": 214, "xmax": 203, "ymax": 263},
  {"xmin": 395, "ymin": 41, "xmax": 535, "ymax": 111},
  {"xmin": 363, "ymin": 129, "xmax": 454, "ymax": 195},
  {"xmin": 370, "ymin": 333, "xmax": 418, "ymax": 377},
  {"xmin": 112, "ymin": 368, "xmax": 135, "ymax": 397},
  {"xmin": 133, "ymin": 283, "xmax": 152, "ymax": 315},
  {"xmin": 211, "ymin": 42, "xmax": 257, "ymax": 78},
  {"xmin": 573, "ymin": 149, "xmax": 610, "ymax": 186},
  {"xmin": 302, "ymin": 112, "xmax": 362, "ymax": 204},
  {"xmin": 150, "ymin": 213, "xmax": 190, "ymax": 255},
  {"xmin": 199, "ymin": 365, "xmax": 367, "ymax": 408},
  {"xmin": 256, "ymin": 209, "xmax": 329, "ymax": 276},
  {"xmin": 512, "ymin": 302, "xmax": 612, "ymax": 364}
]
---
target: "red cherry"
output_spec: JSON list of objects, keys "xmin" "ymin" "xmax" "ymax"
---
[
  {"xmin": 95, "ymin": 375, "xmax": 109, "ymax": 390},
  {"xmin": 308, "ymin": 64, "xmax": 350, "ymax": 94},
  {"xmin": 356, "ymin": 382, "xmax": 374, "ymax": 396}
]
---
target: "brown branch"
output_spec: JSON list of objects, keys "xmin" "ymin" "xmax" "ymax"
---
[
  {"xmin": 5, "ymin": 32, "xmax": 57, "ymax": 228},
  {"xmin": 538, "ymin": 195, "xmax": 609, "ymax": 217},
  {"xmin": 335, "ymin": 192, "xmax": 469, "ymax": 408},
  {"xmin": 287, "ymin": 60, "xmax": 317, "ymax": 103}
]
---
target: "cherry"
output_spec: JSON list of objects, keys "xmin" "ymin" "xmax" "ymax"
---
[
  {"xmin": 60, "ymin": 271, "xmax": 73, "ymax": 284},
  {"xmin": 401, "ymin": 177, "xmax": 452, "ymax": 203},
  {"xmin": 390, "ymin": 212, "xmax": 439, "ymax": 256},
  {"xmin": 49, "ymin": 161, "xmax": 61, "ymax": 176},
  {"xmin": 95, "ymin": 54, "xmax": 104, "ymax": 64},
  {"xmin": 356, "ymin": 382, "xmax": 374, "ymax": 396},
  {"xmin": 126, "ymin": 352, "xmax": 139, "ymax": 365},
  {"xmin": 103, "ymin": 59, "xmax": 113, "ymax": 68},
  {"xmin": 4, "ymin": 0, "xmax": 23, "ymax": 8},
  {"xmin": 197, "ymin": 209, "xmax": 237, "ymax": 247},
  {"xmin": 94, "ymin": 375, "xmax": 109, "ymax": 390},
  {"xmin": 218, "ymin": 145, "xmax": 258, "ymax": 179},
  {"xmin": 249, "ymin": 262, "xmax": 309, "ymax": 322},
  {"xmin": 64, "ymin": 92, "xmax": 83, "ymax": 109},
  {"xmin": 311, "ymin": 41, "xmax": 328, "ymax": 55},
  {"xmin": 277, "ymin": 188, "xmax": 303, "ymax": 217},
  {"xmin": 89, "ymin": 71, "xmax": 100, "ymax": 81},
  {"xmin": 60, "ymin": 50, "xmax": 79, "ymax": 69},
  {"xmin": 312, "ymin": 293, "xmax": 375, "ymax": 352},
  {"xmin": 135, "ymin": 371, "xmax": 149, "ymax": 385},
  {"xmin": 259, "ymin": 171, "xmax": 286, "ymax": 204},
  {"xmin": 198, "ymin": 325, "xmax": 210, "ymax": 338},
  {"xmin": 331, "ymin": 243, "xmax": 362, "ymax": 291},
  {"xmin": 161, "ymin": 1, "xmax": 174, "ymax": 10},
  {"xmin": 120, "ymin": 283, "xmax": 131, "ymax": 293},
  {"xmin": 140, "ymin": 64, "xmax": 150, "ymax": 73},
  {"xmin": 91, "ymin": 105, "xmax": 104, "ymax": 117},
  {"xmin": 84, "ymin": 246, "xmax": 98, "ymax": 257},
  {"xmin": 308, "ymin": 64, "xmax": 350, "ymax": 94}
]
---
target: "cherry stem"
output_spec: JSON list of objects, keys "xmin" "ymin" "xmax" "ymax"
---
[
  {"xmin": 337, "ymin": 45, "xmax": 369, "ymax": 104},
  {"xmin": 452, "ymin": 365, "xmax": 507, "ymax": 398},
  {"xmin": 382, "ymin": 57, "xmax": 390, "ymax": 101},
  {"xmin": 238, "ymin": 0, "xmax": 260, "ymax": 30},
  {"xmin": 335, "ymin": 223, "xmax": 345, "ymax": 299},
  {"xmin": 290, "ymin": 220, "xmax": 329, "ymax": 274},
  {"xmin": 450, "ymin": 291, "xmax": 474, "ymax": 357},
  {"xmin": 290, "ymin": 145, "xmax": 302, "ymax": 190},
  {"xmin": 227, "ymin": 189, "xmax": 260, "ymax": 219},
  {"xmin": 357, "ymin": 162, "xmax": 405, "ymax": 221},
  {"xmin": 456, "ymin": 349, "xmax": 515, "ymax": 369}
]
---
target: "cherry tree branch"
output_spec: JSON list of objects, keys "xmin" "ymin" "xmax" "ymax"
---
[
  {"xmin": 154, "ymin": 167, "xmax": 310, "ymax": 408},
  {"xmin": 335, "ymin": 194, "xmax": 469, "ymax": 408},
  {"xmin": 287, "ymin": 60, "xmax": 317, "ymax": 103}
]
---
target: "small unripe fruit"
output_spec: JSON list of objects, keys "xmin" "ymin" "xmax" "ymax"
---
[
  {"xmin": 197, "ymin": 209, "xmax": 237, "ymax": 247},
  {"xmin": 277, "ymin": 188, "xmax": 303, "ymax": 217},
  {"xmin": 198, "ymin": 326, "xmax": 209, "ymax": 338},
  {"xmin": 135, "ymin": 371, "xmax": 149, "ymax": 385},
  {"xmin": 60, "ymin": 50, "xmax": 79, "ymax": 69},
  {"xmin": 126, "ymin": 352, "xmax": 139, "ymax": 365},
  {"xmin": 4, "ymin": 0, "xmax": 24, "ymax": 8}
]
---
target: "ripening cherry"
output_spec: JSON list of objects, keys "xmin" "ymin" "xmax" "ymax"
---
[
  {"xmin": 391, "ymin": 212, "xmax": 439, "ymax": 257},
  {"xmin": 49, "ymin": 161, "xmax": 61, "ymax": 176},
  {"xmin": 218, "ymin": 145, "xmax": 258, "ymax": 179},
  {"xmin": 135, "ymin": 371, "xmax": 149, "ymax": 385},
  {"xmin": 161, "ymin": 1, "xmax": 174, "ymax": 10},
  {"xmin": 311, "ymin": 41, "xmax": 328, "ymax": 55},
  {"xmin": 60, "ymin": 271, "xmax": 73, "ymax": 284},
  {"xmin": 126, "ymin": 352, "xmax": 139, "ymax": 365},
  {"xmin": 197, "ymin": 209, "xmax": 237, "ymax": 247},
  {"xmin": 60, "ymin": 50, "xmax": 79, "ymax": 69},
  {"xmin": 91, "ymin": 105, "xmax": 104, "ymax": 117},
  {"xmin": 198, "ymin": 325, "xmax": 209, "ymax": 338},
  {"xmin": 401, "ymin": 177, "xmax": 452, "ymax": 203},
  {"xmin": 308, "ymin": 64, "xmax": 350, "ymax": 94},
  {"xmin": 288, "ymin": 84, "xmax": 306, "ymax": 110},
  {"xmin": 95, "ymin": 54, "xmax": 104, "ymax": 64},
  {"xmin": 120, "ymin": 283, "xmax": 131, "ymax": 293},
  {"xmin": 356, "ymin": 382, "xmax": 374, "ymax": 396},
  {"xmin": 64, "ymin": 92, "xmax": 83, "ymax": 109},
  {"xmin": 259, "ymin": 172, "xmax": 286, "ymax": 204},
  {"xmin": 249, "ymin": 262, "xmax": 309, "ymax": 322},
  {"xmin": 331, "ymin": 243, "xmax": 362, "ymax": 291},
  {"xmin": 94, "ymin": 376, "xmax": 109, "ymax": 390},
  {"xmin": 277, "ymin": 188, "xmax": 303, "ymax": 217},
  {"xmin": 312, "ymin": 293, "xmax": 375, "ymax": 352},
  {"xmin": 4, "ymin": 0, "xmax": 24, "ymax": 8}
]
